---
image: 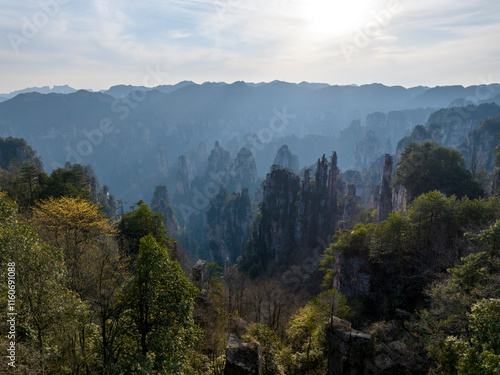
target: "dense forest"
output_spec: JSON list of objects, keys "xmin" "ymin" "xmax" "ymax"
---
[{"xmin": 1, "ymin": 87, "xmax": 500, "ymax": 374}]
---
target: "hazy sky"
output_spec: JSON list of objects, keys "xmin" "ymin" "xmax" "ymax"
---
[{"xmin": 1, "ymin": 0, "xmax": 499, "ymax": 93}]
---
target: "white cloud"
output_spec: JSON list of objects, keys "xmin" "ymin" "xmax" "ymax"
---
[{"xmin": 0, "ymin": 0, "xmax": 499, "ymax": 92}]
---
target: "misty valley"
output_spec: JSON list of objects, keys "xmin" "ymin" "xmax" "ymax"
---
[{"xmin": 1, "ymin": 81, "xmax": 500, "ymax": 374}]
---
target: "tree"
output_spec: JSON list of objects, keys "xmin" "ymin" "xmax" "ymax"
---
[
  {"xmin": 422, "ymin": 236, "xmax": 500, "ymax": 374},
  {"xmin": 118, "ymin": 201, "xmax": 169, "ymax": 256},
  {"xmin": 20, "ymin": 162, "xmax": 46, "ymax": 208},
  {"xmin": 437, "ymin": 299, "xmax": 500, "ymax": 374},
  {"xmin": 30, "ymin": 196, "xmax": 115, "ymax": 295},
  {"xmin": 81, "ymin": 239, "xmax": 127, "ymax": 374},
  {"xmin": 286, "ymin": 298, "xmax": 327, "ymax": 373},
  {"xmin": 393, "ymin": 140, "xmax": 483, "ymax": 201},
  {"xmin": 120, "ymin": 235, "xmax": 200, "ymax": 373},
  {"xmin": 40, "ymin": 165, "xmax": 94, "ymax": 201},
  {"xmin": 0, "ymin": 191, "xmax": 85, "ymax": 373},
  {"xmin": 243, "ymin": 323, "xmax": 284, "ymax": 375},
  {"xmin": 0, "ymin": 161, "xmax": 46, "ymax": 212}
]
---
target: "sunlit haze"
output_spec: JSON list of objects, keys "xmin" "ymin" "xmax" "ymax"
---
[{"xmin": 1, "ymin": 0, "xmax": 499, "ymax": 92}]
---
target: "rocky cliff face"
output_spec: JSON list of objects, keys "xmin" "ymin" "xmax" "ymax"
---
[
  {"xmin": 175, "ymin": 154, "xmax": 191, "ymax": 206},
  {"xmin": 231, "ymin": 147, "xmax": 258, "ymax": 192},
  {"xmin": 326, "ymin": 317, "xmax": 372, "ymax": 375},
  {"xmin": 273, "ymin": 144, "xmax": 299, "ymax": 173},
  {"xmin": 172, "ymin": 142, "xmax": 260, "ymax": 263},
  {"xmin": 190, "ymin": 141, "xmax": 209, "ymax": 176},
  {"xmin": 458, "ymin": 116, "xmax": 500, "ymax": 172},
  {"xmin": 207, "ymin": 141, "xmax": 232, "ymax": 179},
  {"xmin": 240, "ymin": 153, "xmax": 341, "ymax": 276},
  {"xmin": 0, "ymin": 136, "xmax": 44, "ymax": 171},
  {"xmin": 352, "ymin": 130, "xmax": 391, "ymax": 171},
  {"xmin": 151, "ymin": 184, "xmax": 179, "ymax": 236},
  {"xmin": 224, "ymin": 334, "xmax": 261, "ymax": 375},
  {"xmin": 295, "ymin": 154, "xmax": 338, "ymax": 249},
  {"xmin": 396, "ymin": 103, "xmax": 500, "ymax": 161},
  {"xmin": 426, "ymin": 103, "xmax": 500, "ymax": 148},
  {"xmin": 256, "ymin": 167, "xmax": 301, "ymax": 268},
  {"xmin": 325, "ymin": 316, "xmax": 427, "ymax": 374},
  {"xmin": 156, "ymin": 143, "xmax": 169, "ymax": 179},
  {"xmin": 392, "ymin": 184, "xmax": 409, "ymax": 212},
  {"xmin": 365, "ymin": 109, "xmax": 434, "ymax": 152},
  {"xmin": 342, "ymin": 183, "xmax": 356, "ymax": 224},
  {"xmin": 378, "ymin": 154, "xmax": 393, "ymax": 221},
  {"xmin": 395, "ymin": 125, "xmax": 431, "ymax": 161},
  {"xmin": 207, "ymin": 188, "xmax": 253, "ymax": 264}
]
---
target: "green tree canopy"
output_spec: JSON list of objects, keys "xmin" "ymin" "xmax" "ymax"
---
[
  {"xmin": 40, "ymin": 165, "xmax": 93, "ymax": 201},
  {"xmin": 0, "ymin": 191, "xmax": 86, "ymax": 373},
  {"xmin": 118, "ymin": 201, "xmax": 169, "ymax": 256},
  {"xmin": 393, "ymin": 140, "xmax": 483, "ymax": 201},
  {"xmin": 120, "ymin": 235, "xmax": 200, "ymax": 373}
]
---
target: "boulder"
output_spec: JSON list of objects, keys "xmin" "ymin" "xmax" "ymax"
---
[
  {"xmin": 326, "ymin": 317, "xmax": 373, "ymax": 375},
  {"xmin": 224, "ymin": 334, "xmax": 261, "ymax": 375}
]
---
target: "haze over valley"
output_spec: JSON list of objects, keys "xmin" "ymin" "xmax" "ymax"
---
[{"xmin": 1, "ymin": 0, "xmax": 500, "ymax": 373}]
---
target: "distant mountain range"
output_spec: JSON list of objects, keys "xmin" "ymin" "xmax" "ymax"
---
[
  {"xmin": 0, "ymin": 81, "xmax": 500, "ymax": 107},
  {"xmin": 1, "ymin": 81, "xmax": 499, "ymax": 203}
]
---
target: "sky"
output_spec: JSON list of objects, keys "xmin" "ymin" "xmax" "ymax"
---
[{"xmin": 1, "ymin": 0, "xmax": 499, "ymax": 93}]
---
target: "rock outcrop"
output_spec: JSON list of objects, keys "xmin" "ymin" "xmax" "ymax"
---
[
  {"xmin": 192, "ymin": 259, "xmax": 206, "ymax": 286},
  {"xmin": 395, "ymin": 125, "xmax": 431, "ymax": 161},
  {"xmin": 273, "ymin": 144, "xmax": 299, "ymax": 173},
  {"xmin": 326, "ymin": 317, "xmax": 373, "ymax": 375},
  {"xmin": 378, "ymin": 154, "xmax": 393, "ymax": 221},
  {"xmin": 392, "ymin": 184, "xmax": 409, "ymax": 212},
  {"xmin": 295, "ymin": 153, "xmax": 338, "ymax": 249},
  {"xmin": 224, "ymin": 334, "xmax": 261, "ymax": 375},
  {"xmin": 326, "ymin": 317, "xmax": 427, "ymax": 374},
  {"xmin": 337, "ymin": 256, "xmax": 371, "ymax": 298},
  {"xmin": 426, "ymin": 103, "xmax": 500, "ymax": 148},
  {"xmin": 174, "ymin": 142, "xmax": 260, "ymax": 263},
  {"xmin": 396, "ymin": 103, "xmax": 500, "ymax": 163},
  {"xmin": 232, "ymin": 147, "xmax": 258, "ymax": 192},
  {"xmin": 241, "ymin": 152, "xmax": 340, "ymax": 276},
  {"xmin": 151, "ymin": 184, "xmax": 179, "ymax": 235},
  {"xmin": 352, "ymin": 130, "xmax": 391, "ymax": 170},
  {"xmin": 256, "ymin": 167, "xmax": 301, "ymax": 268},
  {"xmin": 207, "ymin": 188, "xmax": 253, "ymax": 264},
  {"xmin": 208, "ymin": 141, "xmax": 232, "ymax": 177},
  {"xmin": 156, "ymin": 143, "xmax": 169, "ymax": 178},
  {"xmin": 342, "ymin": 183, "xmax": 358, "ymax": 226},
  {"xmin": 458, "ymin": 115, "xmax": 500, "ymax": 172},
  {"xmin": 175, "ymin": 155, "xmax": 191, "ymax": 205}
]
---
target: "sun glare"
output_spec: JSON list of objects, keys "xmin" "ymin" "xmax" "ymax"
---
[{"xmin": 301, "ymin": 0, "xmax": 372, "ymax": 36}]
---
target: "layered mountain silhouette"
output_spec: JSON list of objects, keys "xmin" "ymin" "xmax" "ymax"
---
[{"xmin": 1, "ymin": 81, "xmax": 499, "ymax": 204}]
